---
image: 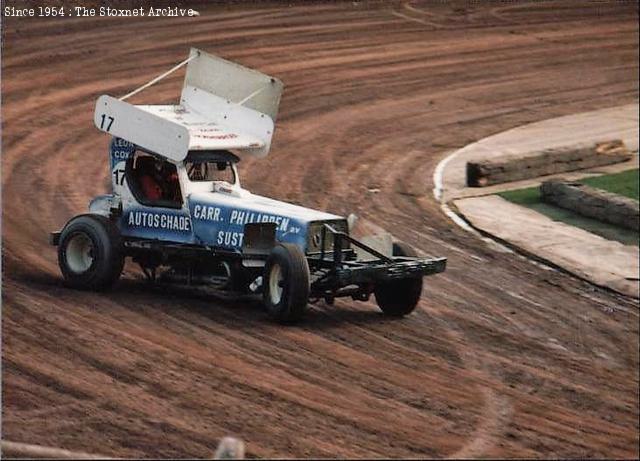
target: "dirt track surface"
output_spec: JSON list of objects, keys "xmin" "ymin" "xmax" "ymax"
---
[{"xmin": 2, "ymin": 1, "xmax": 639, "ymax": 458}]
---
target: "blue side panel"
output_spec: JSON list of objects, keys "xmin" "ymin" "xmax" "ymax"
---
[
  {"xmin": 109, "ymin": 137, "xmax": 135, "ymax": 170},
  {"xmin": 119, "ymin": 206, "xmax": 195, "ymax": 244},
  {"xmin": 189, "ymin": 200, "xmax": 308, "ymax": 252}
]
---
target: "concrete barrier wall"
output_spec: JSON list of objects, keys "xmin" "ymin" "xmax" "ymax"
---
[
  {"xmin": 540, "ymin": 179, "xmax": 639, "ymax": 231},
  {"xmin": 466, "ymin": 140, "xmax": 632, "ymax": 187}
]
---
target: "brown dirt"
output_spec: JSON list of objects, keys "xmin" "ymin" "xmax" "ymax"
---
[{"xmin": 2, "ymin": 1, "xmax": 639, "ymax": 458}]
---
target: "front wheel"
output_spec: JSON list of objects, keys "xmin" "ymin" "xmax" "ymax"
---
[
  {"xmin": 374, "ymin": 241, "xmax": 423, "ymax": 317},
  {"xmin": 263, "ymin": 243, "xmax": 310, "ymax": 324},
  {"xmin": 58, "ymin": 214, "xmax": 124, "ymax": 291}
]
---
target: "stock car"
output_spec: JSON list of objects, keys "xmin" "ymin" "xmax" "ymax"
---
[{"xmin": 50, "ymin": 48, "xmax": 446, "ymax": 323}]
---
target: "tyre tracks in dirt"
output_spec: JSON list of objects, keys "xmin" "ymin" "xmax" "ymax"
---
[{"xmin": 2, "ymin": 1, "xmax": 639, "ymax": 458}]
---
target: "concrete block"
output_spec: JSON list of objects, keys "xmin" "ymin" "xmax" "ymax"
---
[
  {"xmin": 541, "ymin": 179, "xmax": 639, "ymax": 231},
  {"xmin": 467, "ymin": 140, "xmax": 632, "ymax": 187}
]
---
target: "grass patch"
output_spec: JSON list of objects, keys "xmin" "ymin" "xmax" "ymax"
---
[
  {"xmin": 499, "ymin": 186, "xmax": 540, "ymax": 206},
  {"xmin": 581, "ymin": 169, "xmax": 638, "ymax": 201},
  {"xmin": 499, "ymin": 175, "xmax": 639, "ymax": 247}
]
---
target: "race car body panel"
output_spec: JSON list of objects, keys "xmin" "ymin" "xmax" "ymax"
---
[
  {"xmin": 119, "ymin": 205, "xmax": 195, "ymax": 244},
  {"xmin": 188, "ymin": 190, "xmax": 344, "ymax": 252},
  {"xmin": 137, "ymin": 103, "xmax": 267, "ymax": 153},
  {"xmin": 95, "ymin": 95, "xmax": 190, "ymax": 162}
]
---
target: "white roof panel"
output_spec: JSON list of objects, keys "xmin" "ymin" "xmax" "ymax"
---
[{"xmin": 137, "ymin": 105, "xmax": 265, "ymax": 152}]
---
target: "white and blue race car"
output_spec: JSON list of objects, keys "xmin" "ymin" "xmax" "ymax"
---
[{"xmin": 50, "ymin": 49, "xmax": 446, "ymax": 323}]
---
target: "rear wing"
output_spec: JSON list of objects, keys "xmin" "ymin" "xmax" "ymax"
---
[{"xmin": 94, "ymin": 48, "xmax": 284, "ymax": 162}]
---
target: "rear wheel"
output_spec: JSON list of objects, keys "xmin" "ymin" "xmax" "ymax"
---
[
  {"xmin": 58, "ymin": 215, "xmax": 124, "ymax": 291},
  {"xmin": 374, "ymin": 241, "xmax": 423, "ymax": 317},
  {"xmin": 263, "ymin": 243, "xmax": 310, "ymax": 324}
]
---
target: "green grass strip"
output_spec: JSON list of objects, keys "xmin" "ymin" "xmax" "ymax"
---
[
  {"xmin": 498, "ymin": 173, "xmax": 639, "ymax": 246},
  {"xmin": 581, "ymin": 169, "xmax": 638, "ymax": 201},
  {"xmin": 498, "ymin": 186, "xmax": 540, "ymax": 206}
]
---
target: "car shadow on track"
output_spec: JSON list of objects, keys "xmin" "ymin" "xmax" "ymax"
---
[{"xmin": 14, "ymin": 271, "xmax": 389, "ymax": 329}]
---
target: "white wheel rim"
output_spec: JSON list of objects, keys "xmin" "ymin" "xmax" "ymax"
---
[
  {"xmin": 269, "ymin": 263, "xmax": 284, "ymax": 305},
  {"xmin": 66, "ymin": 233, "xmax": 94, "ymax": 273}
]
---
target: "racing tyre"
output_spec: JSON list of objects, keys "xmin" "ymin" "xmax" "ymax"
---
[
  {"xmin": 58, "ymin": 214, "xmax": 124, "ymax": 291},
  {"xmin": 263, "ymin": 243, "xmax": 310, "ymax": 324},
  {"xmin": 374, "ymin": 241, "xmax": 423, "ymax": 317}
]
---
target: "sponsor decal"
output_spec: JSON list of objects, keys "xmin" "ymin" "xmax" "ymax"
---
[
  {"xmin": 216, "ymin": 231, "xmax": 244, "ymax": 247},
  {"xmin": 190, "ymin": 201, "xmax": 306, "ymax": 250},
  {"xmin": 110, "ymin": 137, "xmax": 135, "ymax": 169},
  {"xmin": 229, "ymin": 209, "xmax": 290, "ymax": 232},
  {"xmin": 127, "ymin": 210, "xmax": 191, "ymax": 232},
  {"xmin": 192, "ymin": 204, "xmax": 222, "ymax": 222},
  {"xmin": 192, "ymin": 133, "xmax": 239, "ymax": 140},
  {"xmin": 191, "ymin": 204, "xmax": 294, "ymax": 233}
]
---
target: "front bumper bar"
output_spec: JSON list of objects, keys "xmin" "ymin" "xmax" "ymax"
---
[
  {"xmin": 334, "ymin": 256, "xmax": 447, "ymax": 286},
  {"xmin": 310, "ymin": 223, "xmax": 447, "ymax": 291}
]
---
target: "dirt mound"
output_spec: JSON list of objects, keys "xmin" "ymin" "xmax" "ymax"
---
[{"xmin": 2, "ymin": 1, "xmax": 638, "ymax": 458}]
